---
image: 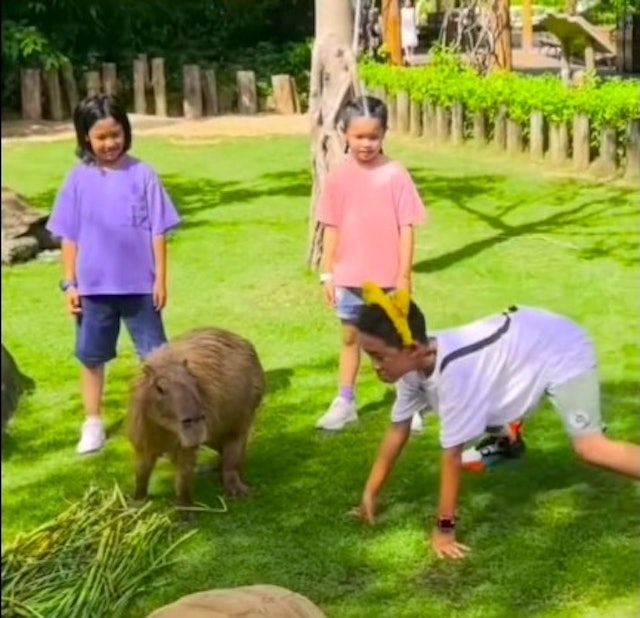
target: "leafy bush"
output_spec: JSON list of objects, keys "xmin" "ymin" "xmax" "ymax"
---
[{"xmin": 359, "ymin": 55, "xmax": 640, "ymax": 134}]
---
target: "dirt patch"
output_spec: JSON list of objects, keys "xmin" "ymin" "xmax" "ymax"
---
[{"xmin": 1, "ymin": 113, "xmax": 309, "ymax": 145}]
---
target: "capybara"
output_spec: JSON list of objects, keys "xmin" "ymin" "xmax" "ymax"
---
[
  {"xmin": 127, "ymin": 327, "xmax": 265, "ymax": 506},
  {"xmin": 1, "ymin": 343, "xmax": 35, "ymax": 431}
]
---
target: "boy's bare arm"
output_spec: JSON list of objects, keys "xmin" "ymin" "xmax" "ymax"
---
[{"xmin": 61, "ymin": 239, "xmax": 78, "ymax": 282}]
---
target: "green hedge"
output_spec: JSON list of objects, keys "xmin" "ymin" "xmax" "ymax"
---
[{"xmin": 359, "ymin": 53, "xmax": 640, "ymax": 134}]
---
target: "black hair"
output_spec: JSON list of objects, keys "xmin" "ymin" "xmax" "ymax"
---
[
  {"xmin": 355, "ymin": 300, "xmax": 428, "ymax": 349},
  {"xmin": 73, "ymin": 94, "xmax": 132, "ymax": 163},
  {"xmin": 340, "ymin": 95, "xmax": 388, "ymax": 132}
]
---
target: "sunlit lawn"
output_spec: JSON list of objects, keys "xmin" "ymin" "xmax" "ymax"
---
[{"xmin": 2, "ymin": 133, "xmax": 638, "ymax": 618}]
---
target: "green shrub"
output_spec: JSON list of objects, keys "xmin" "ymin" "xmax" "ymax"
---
[{"xmin": 359, "ymin": 57, "xmax": 640, "ymax": 134}]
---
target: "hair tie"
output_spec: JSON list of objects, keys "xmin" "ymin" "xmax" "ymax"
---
[{"xmin": 362, "ymin": 282, "xmax": 414, "ymax": 346}]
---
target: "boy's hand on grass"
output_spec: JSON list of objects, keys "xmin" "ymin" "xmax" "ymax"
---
[
  {"xmin": 65, "ymin": 289, "xmax": 82, "ymax": 315},
  {"xmin": 358, "ymin": 492, "xmax": 377, "ymax": 525},
  {"xmin": 430, "ymin": 528, "xmax": 471, "ymax": 560}
]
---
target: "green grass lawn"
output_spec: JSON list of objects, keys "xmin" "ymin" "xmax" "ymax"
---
[{"xmin": 2, "ymin": 134, "xmax": 639, "ymax": 618}]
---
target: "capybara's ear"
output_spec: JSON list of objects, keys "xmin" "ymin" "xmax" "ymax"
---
[
  {"xmin": 143, "ymin": 364, "xmax": 155, "ymax": 380},
  {"xmin": 182, "ymin": 358, "xmax": 189, "ymax": 369}
]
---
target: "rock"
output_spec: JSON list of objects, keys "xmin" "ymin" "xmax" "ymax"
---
[
  {"xmin": 146, "ymin": 585, "xmax": 327, "ymax": 618},
  {"xmin": 1, "ymin": 344, "xmax": 35, "ymax": 431},
  {"xmin": 1, "ymin": 187, "xmax": 60, "ymax": 265}
]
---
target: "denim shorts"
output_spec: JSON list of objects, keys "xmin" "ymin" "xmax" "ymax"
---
[
  {"xmin": 335, "ymin": 286, "xmax": 394, "ymax": 323},
  {"xmin": 75, "ymin": 294, "xmax": 167, "ymax": 366}
]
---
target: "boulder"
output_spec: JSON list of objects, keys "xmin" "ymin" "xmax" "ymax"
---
[
  {"xmin": 146, "ymin": 585, "xmax": 327, "ymax": 618},
  {"xmin": 1, "ymin": 187, "xmax": 60, "ymax": 265}
]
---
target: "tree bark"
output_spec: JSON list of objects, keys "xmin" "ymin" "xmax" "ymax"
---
[
  {"xmin": 529, "ymin": 111, "xmax": 544, "ymax": 159},
  {"xmin": 572, "ymin": 113, "xmax": 590, "ymax": 171},
  {"xmin": 382, "ymin": 0, "xmax": 403, "ymax": 65},
  {"xmin": 490, "ymin": 0, "xmax": 513, "ymax": 71},
  {"xmin": 308, "ymin": 0, "xmax": 360, "ymax": 269}
]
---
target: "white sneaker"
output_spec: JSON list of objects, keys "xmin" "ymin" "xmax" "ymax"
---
[
  {"xmin": 77, "ymin": 417, "xmax": 106, "ymax": 454},
  {"xmin": 315, "ymin": 397, "xmax": 358, "ymax": 431},
  {"xmin": 411, "ymin": 413, "xmax": 424, "ymax": 434}
]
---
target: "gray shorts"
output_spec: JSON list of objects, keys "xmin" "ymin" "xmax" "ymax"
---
[{"xmin": 546, "ymin": 368, "xmax": 605, "ymax": 437}]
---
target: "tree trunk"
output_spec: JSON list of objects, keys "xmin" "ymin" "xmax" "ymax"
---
[
  {"xmin": 382, "ymin": 0, "xmax": 403, "ymax": 65},
  {"xmin": 307, "ymin": 0, "xmax": 360, "ymax": 269},
  {"xmin": 490, "ymin": 0, "xmax": 513, "ymax": 71}
]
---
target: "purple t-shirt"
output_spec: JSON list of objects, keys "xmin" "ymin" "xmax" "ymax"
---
[{"xmin": 46, "ymin": 156, "xmax": 181, "ymax": 296}]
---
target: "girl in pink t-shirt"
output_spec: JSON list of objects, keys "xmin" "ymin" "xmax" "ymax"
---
[{"xmin": 315, "ymin": 95, "xmax": 427, "ymax": 431}]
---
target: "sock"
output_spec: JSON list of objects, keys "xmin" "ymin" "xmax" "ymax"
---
[{"xmin": 339, "ymin": 385, "xmax": 355, "ymax": 402}]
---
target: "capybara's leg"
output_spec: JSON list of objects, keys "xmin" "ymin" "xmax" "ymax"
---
[
  {"xmin": 169, "ymin": 447, "xmax": 198, "ymax": 506},
  {"xmin": 133, "ymin": 452, "xmax": 158, "ymax": 501},
  {"xmin": 221, "ymin": 432, "xmax": 250, "ymax": 497}
]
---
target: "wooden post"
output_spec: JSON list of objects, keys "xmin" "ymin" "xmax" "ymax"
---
[
  {"xmin": 151, "ymin": 58, "xmax": 167, "ymax": 117},
  {"xmin": 102, "ymin": 63, "xmax": 117, "ymax": 96},
  {"xmin": 493, "ymin": 106, "xmax": 507, "ymax": 150},
  {"xmin": 133, "ymin": 58, "xmax": 147, "ymax": 114},
  {"xmin": 549, "ymin": 122, "xmax": 569, "ymax": 164},
  {"xmin": 584, "ymin": 44, "xmax": 595, "ymax": 72},
  {"xmin": 236, "ymin": 70, "xmax": 258, "ymax": 114},
  {"xmin": 44, "ymin": 68, "xmax": 64, "ymax": 121},
  {"xmin": 529, "ymin": 111, "xmax": 544, "ymax": 159},
  {"xmin": 409, "ymin": 98, "xmax": 422, "ymax": 137},
  {"xmin": 396, "ymin": 91, "xmax": 410, "ymax": 133},
  {"xmin": 506, "ymin": 119, "xmax": 523, "ymax": 154},
  {"xmin": 60, "ymin": 64, "xmax": 78, "ymax": 114},
  {"xmin": 20, "ymin": 68, "xmax": 42, "ymax": 121},
  {"xmin": 271, "ymin": 74, "xmax": 296, "ymax": 114},
  {"xmin": 435, "ymin": 106, "xmax": 451, "ymax": 142},
  {"xmin": 387, "ymin": 93, "xmax": 397, "ymax": 131},
  {"xmin": 373, "ymin": 85, "xmax": 386, "ymax": 103},
  {"xmin": 182, "ymin": 65, "xmax": 203, "ymax": 119},
  {"xmin": 522, "ymin": 0, "xmax": 533, "ymax": 51},
  {"xmin": 382, "ymin": 0, "xmax": 403, "ymax": 65},
  {"xmin": 451, "ymin": 101, "xmax": 464, "ymax": 145},
  {"xmin": 137, "ymin": 53, "xmax": 150, "ymax": 87},
  {"xmin": 590, "ymin": 126, "xmax": 618, "ymax": 176},
  {"xmin": 85, "ymin": 71, "xmax": 101, "ymax": 97},
  {"xmin": 290, "ymin": 77, "xmax": 301, "ymax": 113},
  {"xmin": 473, "ymin": 111, "xmax": 487, "ymax": 145},
  {"xmin": 624, "ymin": 119, "xmax": 640, "ymax": 182},
  {"xmin": 572, "ymin": 113, "xmax": 590, "ymax": 170},
  {"xmin": 203, "ymin": 69, "xmax": 219, "ymax": 116},
  {"xmin": 423, "ymin": 99, "xmax": 436, "ymax": 144}
]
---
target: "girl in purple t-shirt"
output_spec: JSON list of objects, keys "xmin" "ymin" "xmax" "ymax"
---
[
  {"xmin": 47, "ymin": 94, "xmax": 181, "ymax": 455},
  {"xmin": 314, "ymin": 95, "xmax": 427, "ymax": 431}
]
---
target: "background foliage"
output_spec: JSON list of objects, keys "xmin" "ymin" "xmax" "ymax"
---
[
  {"xmin": 360, "ymin": 51, "xmax": 640, "ymax": 134},
  {"xmin": 1, "ymin": 0, "xmax": 314, "ymax": 111}
]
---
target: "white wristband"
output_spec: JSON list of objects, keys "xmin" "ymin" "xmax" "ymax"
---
[{"xmin": 319, "ymin": 272, "xmax": 333, "ymax": 283}]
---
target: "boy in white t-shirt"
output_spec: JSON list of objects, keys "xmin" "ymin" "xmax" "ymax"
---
[{"xmin": 353, "ymin": 283, "xmax": 640, "ymax": 560}]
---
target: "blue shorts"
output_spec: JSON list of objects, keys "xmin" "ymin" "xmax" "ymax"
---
[
  {"xmin": 75, "ymin": 294, "xmax": 167, "ymax": 366},
  {"xmin": 335, "ymin": 286, "xmax": 394, "ymax": 323}
]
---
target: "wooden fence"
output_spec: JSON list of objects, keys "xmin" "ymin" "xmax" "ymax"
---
[
  {"xmin": 369, "ymin": 85, "xmax": 640, "ymax": 181},
  {"xmin": 18, "ymin": 55, "xmax": 303, "ymax": 122}
]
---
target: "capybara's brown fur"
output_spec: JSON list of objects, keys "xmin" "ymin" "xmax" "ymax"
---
[{"xmin": 127, "ymin": 327, "xmax": 265, "ymax": 506}]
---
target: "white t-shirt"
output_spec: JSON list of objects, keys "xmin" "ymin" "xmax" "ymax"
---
[{"xmin": 391, "ymin": 306, "xmax": 597, "ymax": 448}]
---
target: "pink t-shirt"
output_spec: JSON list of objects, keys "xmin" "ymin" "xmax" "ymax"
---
[{"xmin": 316, "ymin": 157, "xmax": 427, "ymax": 288}]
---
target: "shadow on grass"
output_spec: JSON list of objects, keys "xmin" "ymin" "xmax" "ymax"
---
[{"xmin": 407, "ymin": 169, "xmax": 638, "ymax": 273}]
